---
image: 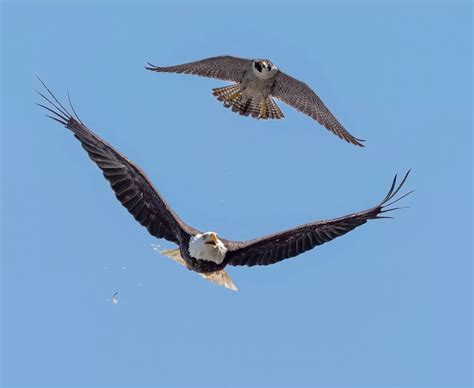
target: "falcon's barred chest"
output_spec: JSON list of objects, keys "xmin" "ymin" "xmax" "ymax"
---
[
  {"xmin": 240, "ymin": 60, "xmax": 279, "ymax": 99},
  {"xmin": 211, "ymin": 59, "xmax": 283, "ymax": 119}
]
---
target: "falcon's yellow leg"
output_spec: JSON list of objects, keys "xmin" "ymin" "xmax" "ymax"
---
[
  {"xmin": 224, "ymin": 91, "xmax": 242, "ymax": 106},
  {"xmin": 259, "ymin": 101, "xmax": 268, "ymax": 118}
]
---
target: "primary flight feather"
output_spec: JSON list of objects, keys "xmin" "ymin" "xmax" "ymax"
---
[{"xmin": 37, "ymin": 81, "xmax": 410, "ymax": 291}]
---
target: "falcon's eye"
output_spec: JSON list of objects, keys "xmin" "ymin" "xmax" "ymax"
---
[{"xmin": 254, "ymin": 61, "xmax": 263, "ymax": 72}]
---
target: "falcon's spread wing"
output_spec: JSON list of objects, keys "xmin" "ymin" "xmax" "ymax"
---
[
  {"xmin": 37, "ymin": 81, "xmax": 200, "ymax": 245},
  {"xmin": 272, "ymin": 72, "xmax": 364, "ymax": 147},
  {"xmin": 224, "ymin": 171, "xmax": 411, "ymax": 267},
  {"xmin": 146, "ymin": 56, "xmax": 252, "ymax": 82}
]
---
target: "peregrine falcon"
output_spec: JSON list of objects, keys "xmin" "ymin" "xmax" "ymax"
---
[
  {"xmin": 146, "ymin": 55, "xmax": 364, "ymax": 146},
  {"xmin": 37, "ymin": 81, "xmax": 411, "ymax": 290}
]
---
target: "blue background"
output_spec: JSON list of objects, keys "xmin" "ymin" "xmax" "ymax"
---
[{"xmin": 2, "ymin": 1, "xmax": 472, "ymax": 387}]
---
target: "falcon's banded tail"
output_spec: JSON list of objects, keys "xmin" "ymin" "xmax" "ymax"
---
[{"xmin": 212, "ymin": 84, "xmax": 284, "ymax": 120}]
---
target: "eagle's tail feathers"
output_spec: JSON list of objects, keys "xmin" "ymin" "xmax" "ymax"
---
[
  {"xmin": 200, "ymin": 271, "xmax": 238, "ymax": 291},
  {"xmin": 160, "ymin": 248, "xmax": 238, "ymax": 291}
]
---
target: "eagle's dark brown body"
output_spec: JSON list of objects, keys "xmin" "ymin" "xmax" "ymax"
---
[{"xmin": 185, "ymin": 253, "xmax": 227, "ymax": 273}]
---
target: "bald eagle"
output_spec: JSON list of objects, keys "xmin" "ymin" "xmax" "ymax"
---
[{"xmin": 37, "ymin": 82, "xmax": 411, "ymax": 291}]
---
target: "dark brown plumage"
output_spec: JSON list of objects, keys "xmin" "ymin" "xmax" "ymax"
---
[
  {"xmin": 223, "ymin": 171, "xmax": 411, "ymax": 267},
  {"xmin": 37, "ymin": 81, "xmax": 411, "ymax": 282},
  {"xmin": 37, "ymin": 80, "xmax": 200, "ymax": 248}
]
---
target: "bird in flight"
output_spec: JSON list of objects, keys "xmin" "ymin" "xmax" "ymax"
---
[
  {"xmin": 37, "ymin": 81, "xmax": 410, "ymax": 291},
  {"xmin": 146, "ymin": 55, "xmax": 364, "ymax": 147}
]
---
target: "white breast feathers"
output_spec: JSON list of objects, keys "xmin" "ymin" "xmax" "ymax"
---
[{"xmin": 188, "ymin": 232, "xmax": 228, "ymax": 265}]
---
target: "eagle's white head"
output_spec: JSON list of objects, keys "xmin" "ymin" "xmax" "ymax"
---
[
  {"xmin": 252, "ymin": 59, "xmax": 278, "ymax": 79},
  {"xmin": 188, "ymin": 232, "xmax": 227, "ymax": 265}
]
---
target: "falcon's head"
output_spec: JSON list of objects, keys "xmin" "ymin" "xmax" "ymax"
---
[
  {"xmin": 188, "ymin": 232, "xmax": 228, "ymax": 264},
  {"xmin": 252, "ymin": 59, "xmax": 278, "ymax": 79}
]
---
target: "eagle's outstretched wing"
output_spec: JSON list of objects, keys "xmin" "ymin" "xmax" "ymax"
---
[
  {"xmin": 146, "ymin": 55, "xmax": 252, "ymax": 82},
  {"xmin": 272, "ymin": 71, "xmax": 364, "ymax": 147},
  {"xmin": 37, "ymin": 80, "xmax": 200, "ymax": 245},
  {"xmin": 224, "ymin": 171, "xmax": 411, "ymax": 267}
]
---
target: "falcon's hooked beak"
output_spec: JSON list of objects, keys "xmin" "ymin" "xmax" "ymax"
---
[{"xmin": 205, "ymin": 233, "xmax": 219, "ymax": 247}]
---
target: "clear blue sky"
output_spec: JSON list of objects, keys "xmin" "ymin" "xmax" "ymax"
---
[{"xmin": 1, "ymin": 2, "xmax": 472, "ymax": 387}]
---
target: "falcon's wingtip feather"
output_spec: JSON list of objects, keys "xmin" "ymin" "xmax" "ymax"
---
[
  {"xmin": 342, "ymin": 134, "xmax": 365, "ymax": 147},
  {"xmin": 145, "ymin": 62, "xmax": 163, "ymax": 72}
]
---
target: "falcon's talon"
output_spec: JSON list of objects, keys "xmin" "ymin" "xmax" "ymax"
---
[
  {"xmin": 225, "ymin": 92, "xmax": 241, "ymax": 102},
  {"xmin": 259, "ymin": 101, "xmax": 268, "ymax": 119},
  {"xmin": 223, "ymin": 91, "xmax": 242, "ymax": 108}
]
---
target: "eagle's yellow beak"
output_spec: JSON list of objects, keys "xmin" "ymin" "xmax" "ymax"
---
[
  {"xmin": 210, "ymin": 233, "xmax": 218, "ymax": 244},
  {"xmin": 205, "ymin": 233, "xmax": 219, "ymax": 247}
]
